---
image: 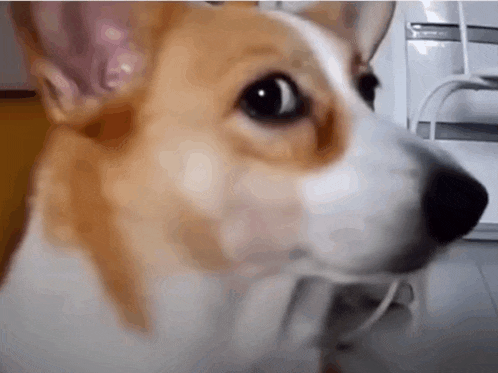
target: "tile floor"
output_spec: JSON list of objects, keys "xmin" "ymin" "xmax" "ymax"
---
[{"xmin": 334, "ymin": 239, "xmax": 498, "ymax": 373}]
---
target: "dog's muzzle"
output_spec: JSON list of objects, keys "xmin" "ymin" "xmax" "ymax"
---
[
  {"xmin": 389, "ymin": 168, "xmax": 488, "ymax": 273},
  {"xmin": 424, "ymin": 168, "xmax": 488, "ymax": 244}
]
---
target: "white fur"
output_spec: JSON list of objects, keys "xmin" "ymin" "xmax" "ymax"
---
[
  {"xmin": 0, "ymin": 7, "xmax": 481, "ymax": 373},
  {"xmin": 267, "ymin": 12, "xmax": 463, "ymax": 274}
]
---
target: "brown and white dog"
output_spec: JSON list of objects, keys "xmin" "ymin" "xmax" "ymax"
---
[{"xmin": 0, "ymin": 2, "xmax": 488, "ymax": 372}]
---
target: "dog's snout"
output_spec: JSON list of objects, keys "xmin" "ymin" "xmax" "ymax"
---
[
  {"xmin": 424, "ymin": 169, "xmax": 488, "ymax": 244},
  {"xmin": 388, "ymin": 169, "xmax": 488, "ymax": 274}
]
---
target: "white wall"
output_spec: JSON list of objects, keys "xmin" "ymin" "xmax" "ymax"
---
[
  {"xmin": 373, "ymin": 2, "xmax": 498, "ymax": 225},
  {"xmin": 0, "ymin": 3, "xmax": 32, "ymax": 89}
]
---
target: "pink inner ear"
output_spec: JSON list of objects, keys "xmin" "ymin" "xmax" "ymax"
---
[
  {"xmin": 105, "ymin": 46, "xmax": 142, "ymax": 90},
  {"xmin": 95, "ymin": 20, "xmax": 144, "ymax": 91},
  {"xmin": 32, "ymin": 2, "xmax": 144, "ymax": 99}
]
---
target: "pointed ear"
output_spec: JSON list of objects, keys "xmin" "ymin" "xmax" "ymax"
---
[
  {"xmin": 10, "ymin": 2, "xmax": 185, "ymax": 125},
  {"xmin": 299, "ymin": 2, "xmax": 395, "ymax": 63}
]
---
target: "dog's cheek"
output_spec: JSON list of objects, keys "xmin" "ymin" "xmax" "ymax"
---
[
  {"xmin": 159, "ymin": 142, "xmax": 227, "ymax": 218},
  {"xmin": 219, "ymin": 172, "xmax": 304, "ymax": 266}
]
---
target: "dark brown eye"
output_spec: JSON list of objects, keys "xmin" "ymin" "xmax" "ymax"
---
[
  {"xmin": 239, "ymin": 74, "xmax": 307, "ymax": 124},
  {"xmin": 357, "ymin": 73, "xmax": 379, "ymax": 110}
]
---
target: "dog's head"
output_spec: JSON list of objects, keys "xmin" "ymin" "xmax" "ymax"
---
[{"xmin": 10, "ymin": 1, "xmax": 488, "ymax": 330}]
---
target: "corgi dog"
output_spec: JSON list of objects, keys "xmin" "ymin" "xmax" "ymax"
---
[{"xmin": 0, "ymin": 2, "xmax": 488, "ymax": 373}]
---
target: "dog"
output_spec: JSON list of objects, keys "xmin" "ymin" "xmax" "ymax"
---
[{"xmin": 0, "ymin": 2, "xmax": 488, "ymax": 372}]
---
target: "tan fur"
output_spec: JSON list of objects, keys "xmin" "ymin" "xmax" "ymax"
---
[
  {"xmin": 1, "ymin": 4, "xmax": 489, "ymax": 373},
  {"xmin": 7, "ymin": 3, "xmax": 362, "ymax": 331}
]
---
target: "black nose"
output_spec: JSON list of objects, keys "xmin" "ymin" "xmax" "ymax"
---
[{"xmin": 424, "ymin": 169, "xmax": 488, "ymax": 244}]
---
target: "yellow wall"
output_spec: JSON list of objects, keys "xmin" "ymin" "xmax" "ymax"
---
[{"xmin": 0, "ymin": 95, "xmax": 51, "ymax": 282}]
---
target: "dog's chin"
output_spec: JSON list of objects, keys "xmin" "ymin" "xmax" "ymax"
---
[
  {"xmin": 225, "ymin": 241, "xmax": 299, "ymax": 279},
  {"xmin": 223, "ymin": 229, "xmax": 441, "ymax": 280},
  {"xmin": 385, "ymin": 240, "xmax": 447, "ymax": 274},
  {"xmin": 303, "ymin": 234, "xmax": 441, "ymax": 278}
]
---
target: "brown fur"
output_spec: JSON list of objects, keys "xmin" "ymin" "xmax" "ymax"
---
[{"xmin": 5, "ymin": 2, "xmax": 353, "ymax": 331}]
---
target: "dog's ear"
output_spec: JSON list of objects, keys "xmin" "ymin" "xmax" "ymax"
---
[
  {"xmin": 10, "ymin": 2, "xmax": 186, "ymax": 125},
  {"xmin": 298, "ymin": 2, "xmax": 395, "ymax": 64}
]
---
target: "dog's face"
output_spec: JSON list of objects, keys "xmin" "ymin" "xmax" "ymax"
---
[{"xmin": 8, "ymin": 1, "xmax": 487, "ymax": 333}]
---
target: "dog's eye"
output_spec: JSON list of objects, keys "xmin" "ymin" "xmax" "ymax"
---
[
  {"xmin": 356, "ymin": 73, "xmax": 379, "ymax": 110},
  {"xmin": 239, "ymin": 74, "xmax": 307, "ymax": 123}
]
